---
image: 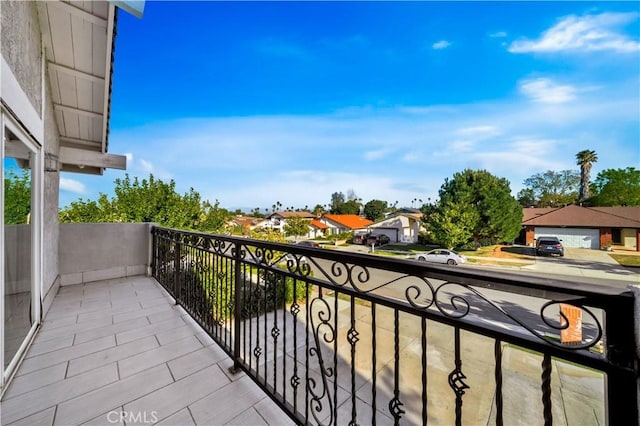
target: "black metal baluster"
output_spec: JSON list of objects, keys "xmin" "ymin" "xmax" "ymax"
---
[
  {"xmin": 305, "ymin": 281, "xmax": 310, "ymax": 424},
  {"xmin": 282, "ymin": 278, "xmax": 289, "ymax": 407},
  {"xmin": 494, "ymin": 340, "xmax": 503, "ymax": 426},
  {"xmin": 541, "ymin": 354, "xmax": 552, "ymax": 426},
  {"xmin": 448, "ymin": 327, "xmax": 468, "ymax": 426},
  {"xmin": 389, "ymin": 309, "xmax": 405, "ymax": 426},
  {"xmin": 272, "ymin": 274, "xmax": 279, "ymax": 395},
  {"xmin": 371, "ymin": 303, "xmax": 377, "ymax": 426},
  {"xmin": 247, "ymin": 263, "xmax": 252, "ymax": 372},
  {"xmin": 334, "ymin": 291, "xmax": 339, "ymax": 425},
  {"xmin": 422, "ymin": 317, "xmax": 427, "ymax": 426},
  {"xmin": 348, "ymin": 296, "xmax": 358, "ymax": 426},
  {"xmin": 263, "ymin": 270, "xmax": 268, "ymax": 385},
  {"xmin": 291, "ymin": 278, "xmax": 300, "ymax": 415}
]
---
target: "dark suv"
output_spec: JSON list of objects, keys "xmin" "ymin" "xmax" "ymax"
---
[
  {"xmin": 536, "ymin": 237, "xmax": 564, "ymax": 257},
  {"xmin": 366, "ymin": 234, "xmax": 391, "ymax": 246}
]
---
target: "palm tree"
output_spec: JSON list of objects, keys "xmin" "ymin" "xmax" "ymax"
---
[{"xmin": 576, "ymin": 150, "xmax": 598, "ymax": 202}]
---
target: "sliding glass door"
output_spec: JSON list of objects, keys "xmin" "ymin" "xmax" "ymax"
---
[{"xmin": 1, "ymin": 112, "xmax": 41, "ymax": 386}]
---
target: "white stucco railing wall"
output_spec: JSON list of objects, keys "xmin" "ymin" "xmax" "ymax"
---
[{"xmin": 58, "ymin": 222, "xmax": 155, "ymax": 286}]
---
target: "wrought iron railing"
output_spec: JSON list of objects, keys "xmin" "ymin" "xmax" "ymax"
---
[{"xmin": 151, "ymin": 227, "xmax": 637, "ymax": 426}]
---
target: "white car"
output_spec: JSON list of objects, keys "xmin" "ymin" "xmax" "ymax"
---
[{"xmin": 414, "ymin": 249, "xmax": 467, "ymax": 266}]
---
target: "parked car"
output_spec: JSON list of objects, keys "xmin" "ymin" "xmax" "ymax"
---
[
  {"xmin": 296, "ymin": 240, "xmax": 320, "ymax": 248},
  {"xmin": 352, "ymin": 233, "xmax": 371, "ymax": 245},
  {"xmin": 415, "ymin": 249, "xmax": 467, "ymax": 265},
  {"xmin": 536, "ymin": 237, "xmax": 564, "ymax": 257},
  {"xmin": 366, "ymin": 234, "xmax": 391, "ymax": 246}
]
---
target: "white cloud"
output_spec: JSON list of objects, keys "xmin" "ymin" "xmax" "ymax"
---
[
  {"xmin": 124, "ymin": 152, "xmax": 133, "ymax": 163},
  {"xmin": 60, "ymin": 177, "xmax": 87, "ymax": 195},
  {"xmin": 139, "ymin": 159, "xmax": 154, "ymax": 173},
  {"xmin": 364, "ymin": 149, "xmax": 391, "ymax": 160},
  {"xmin": 109, "ymin": 77, "xmax": 638, "ymax": 208},
  {"xmin": 456, "ymin": 125, "xmax": 501, "ymax": 138},
  {"xmin": 519, "ymin": 78, "xmax": 577, "ymax": 104},
  {"xmin": 489, "ymin": 31, "xmax": 507, "ymax": 38},
  {"xmin": 432, "ymin": 40, "xmax": 451, "ymax": 50},
  {"xmin": 509, "ymin": 12, "xmax": 640, "ymax": 53}
]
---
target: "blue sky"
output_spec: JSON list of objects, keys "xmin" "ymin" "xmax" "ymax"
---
[{"xmin": 59, "ymin": 1, "xmax": 640, "ymax": 211}]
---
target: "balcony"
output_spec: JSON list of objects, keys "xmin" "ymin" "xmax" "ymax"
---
[{"xmin": 1, "ymin": 224, "xmax": 637, "ymax": 425}]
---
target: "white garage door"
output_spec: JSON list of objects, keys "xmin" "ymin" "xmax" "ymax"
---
[{"xmin": 535, "ymin": 227, "xmax": 600, "ymax": 249}]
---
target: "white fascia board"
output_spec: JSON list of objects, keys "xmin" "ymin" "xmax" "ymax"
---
[
  {"xmin": 101, "ymin": 5, "xmax": 116, "ymax": 153},
  {"xmin": 59, "ymin": 146, "xmax": 126, "ymax": 170}
]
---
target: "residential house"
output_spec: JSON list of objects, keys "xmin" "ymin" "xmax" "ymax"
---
[
  {"xmin": 308, "ymin": 218, "xmax": 328, "ymax": 239},
  {"xmin": 258, "ymin": 211, "xmax": 314, "ymax": 233},
  {"xmin": 368, "ymin": 212, "xmax": 423, "ymax": 243},
  {"xmin": 228, "ymin": 215, "xmax": 262, "ymax": 235},
  {"xmin": 522, "ymin": 204, "xmax": 640, "ymax": 251},
  {"xmin": 319, "ymin": 214, "xmax": 373, "ymax": 235}
]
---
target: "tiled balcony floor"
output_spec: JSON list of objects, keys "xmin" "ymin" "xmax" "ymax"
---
[{"xmin": 0, "ymin": 276, "xmax": 293, "ymax": 426}]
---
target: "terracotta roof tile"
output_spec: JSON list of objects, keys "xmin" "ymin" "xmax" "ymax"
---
[
  {"xmin": 323, "ymin": 214, "xmax": 373, "ymax": 229},
  {"xmin": 310, "ymin": 219, "xmax": 328, "ymax": 229}
]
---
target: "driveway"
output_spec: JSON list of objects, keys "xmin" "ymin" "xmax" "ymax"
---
[{"xmin": 523, "ymin": 248, "xmax": 639, "ymax": 284}]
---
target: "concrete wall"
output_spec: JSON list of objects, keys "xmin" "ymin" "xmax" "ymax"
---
[{"xmin": 59, "ymin": 223, "xmax": 154, "ymax": 286}]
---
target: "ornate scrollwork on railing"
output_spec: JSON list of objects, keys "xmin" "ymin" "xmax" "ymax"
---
[
  {"xmin": 389, "ymin": 397, "xmax": 405, "ymax": 421},
  {"xmin": 308, "ymin": 296, "xmax": 335, "ymax": 425},
  {"xmin": 448, "ymin": 368, "xmax": 469, "ymax": 397},
  {"xmin": 428, "ymin": 282, "xmax": 603, "ymax": 350},
  {"xmin": 306, "ymin": 256, "xmax": 602, "ymax": 350}
]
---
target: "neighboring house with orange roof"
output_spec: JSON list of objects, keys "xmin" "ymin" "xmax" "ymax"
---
[
  {"xmin": 522, "ymin": 205, "xmax": 640, "ymax": 251},
  {"xmin": 369, "ymin": 213, "xmax": 423, "ymax": 243},
  {"xmin": 308, "ymin": 219, "xmax": 329, "ymax": 239},
  {"xmin": 319, "ymin": 215, "xmax": 373, "ymax": 235}
]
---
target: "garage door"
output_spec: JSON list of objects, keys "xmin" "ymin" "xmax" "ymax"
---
[
  {"xmin": 534, "ymin": 227, "xmax": 599, "ymax": 249},
  {"xmin": 369, "ymin": 228, "xmax": 398, "ymax": 242}
]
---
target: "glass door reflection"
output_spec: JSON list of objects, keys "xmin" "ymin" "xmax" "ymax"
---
[{"xmin": 4, "ymin": 134, "xmax": 33, "ymax": 369}]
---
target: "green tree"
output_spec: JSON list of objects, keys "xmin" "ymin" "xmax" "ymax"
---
[
  {"xmin": 59, "ymin": 174, "xmax": 230, "ymax": 231},
  {"xmin": 426, "ymin": 200, "xmax": 479, "ymax": 249},
  {"xmin": 590, "ymin": 167, "xmax": 640, "ymax": 206},
  {"xmin": 283, "ymin": 216, "xmax": 311, "ymax": 240},
  {"xmin": 199, "ymin": 200, "xmax": 231, "ymax": 232},
  {"xmin": 363, "ymin": 199, "xmax": 388, "ymax": 221},
  {"xmin": 333, "ymin": 199, "xmax": 361, "ymax": 215},
  {"xmin": 330, "ymin": 191, "xmax": 345, "ymax": 213},
  {"xmin": 312, "ymin": 204, "xmax": 325, "ymax": 216},
  {"xmin": 4, "ymin": 170, "xmax": 31, "ymax": 224},
  {"xmin": 517, "ymin": 170, "xmax": 580, "ymax": 207},
  {"xmin": 425, "ymin": 169, "xmax": 522, "ymax": 248},
  {"xmin": 576, "ymin": 150, "xmax": 598, "ymax": 202}
]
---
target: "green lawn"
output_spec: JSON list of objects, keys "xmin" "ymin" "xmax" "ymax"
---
[{"xmin": 609, "ymin": 253, "xmax": 640, "ymax": 267}]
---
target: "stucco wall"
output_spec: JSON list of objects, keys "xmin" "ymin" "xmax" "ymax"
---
[
  {"xmin": 59, "ymin": 223, "xmax": 154, "ymax": 285},
  {"xmin": 0, "ymin": 0, "xmax": 42, "ymax": 115},
  {"xmin": 42, "ymin": 70, "xmax": 61, "ymax": 314}
]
